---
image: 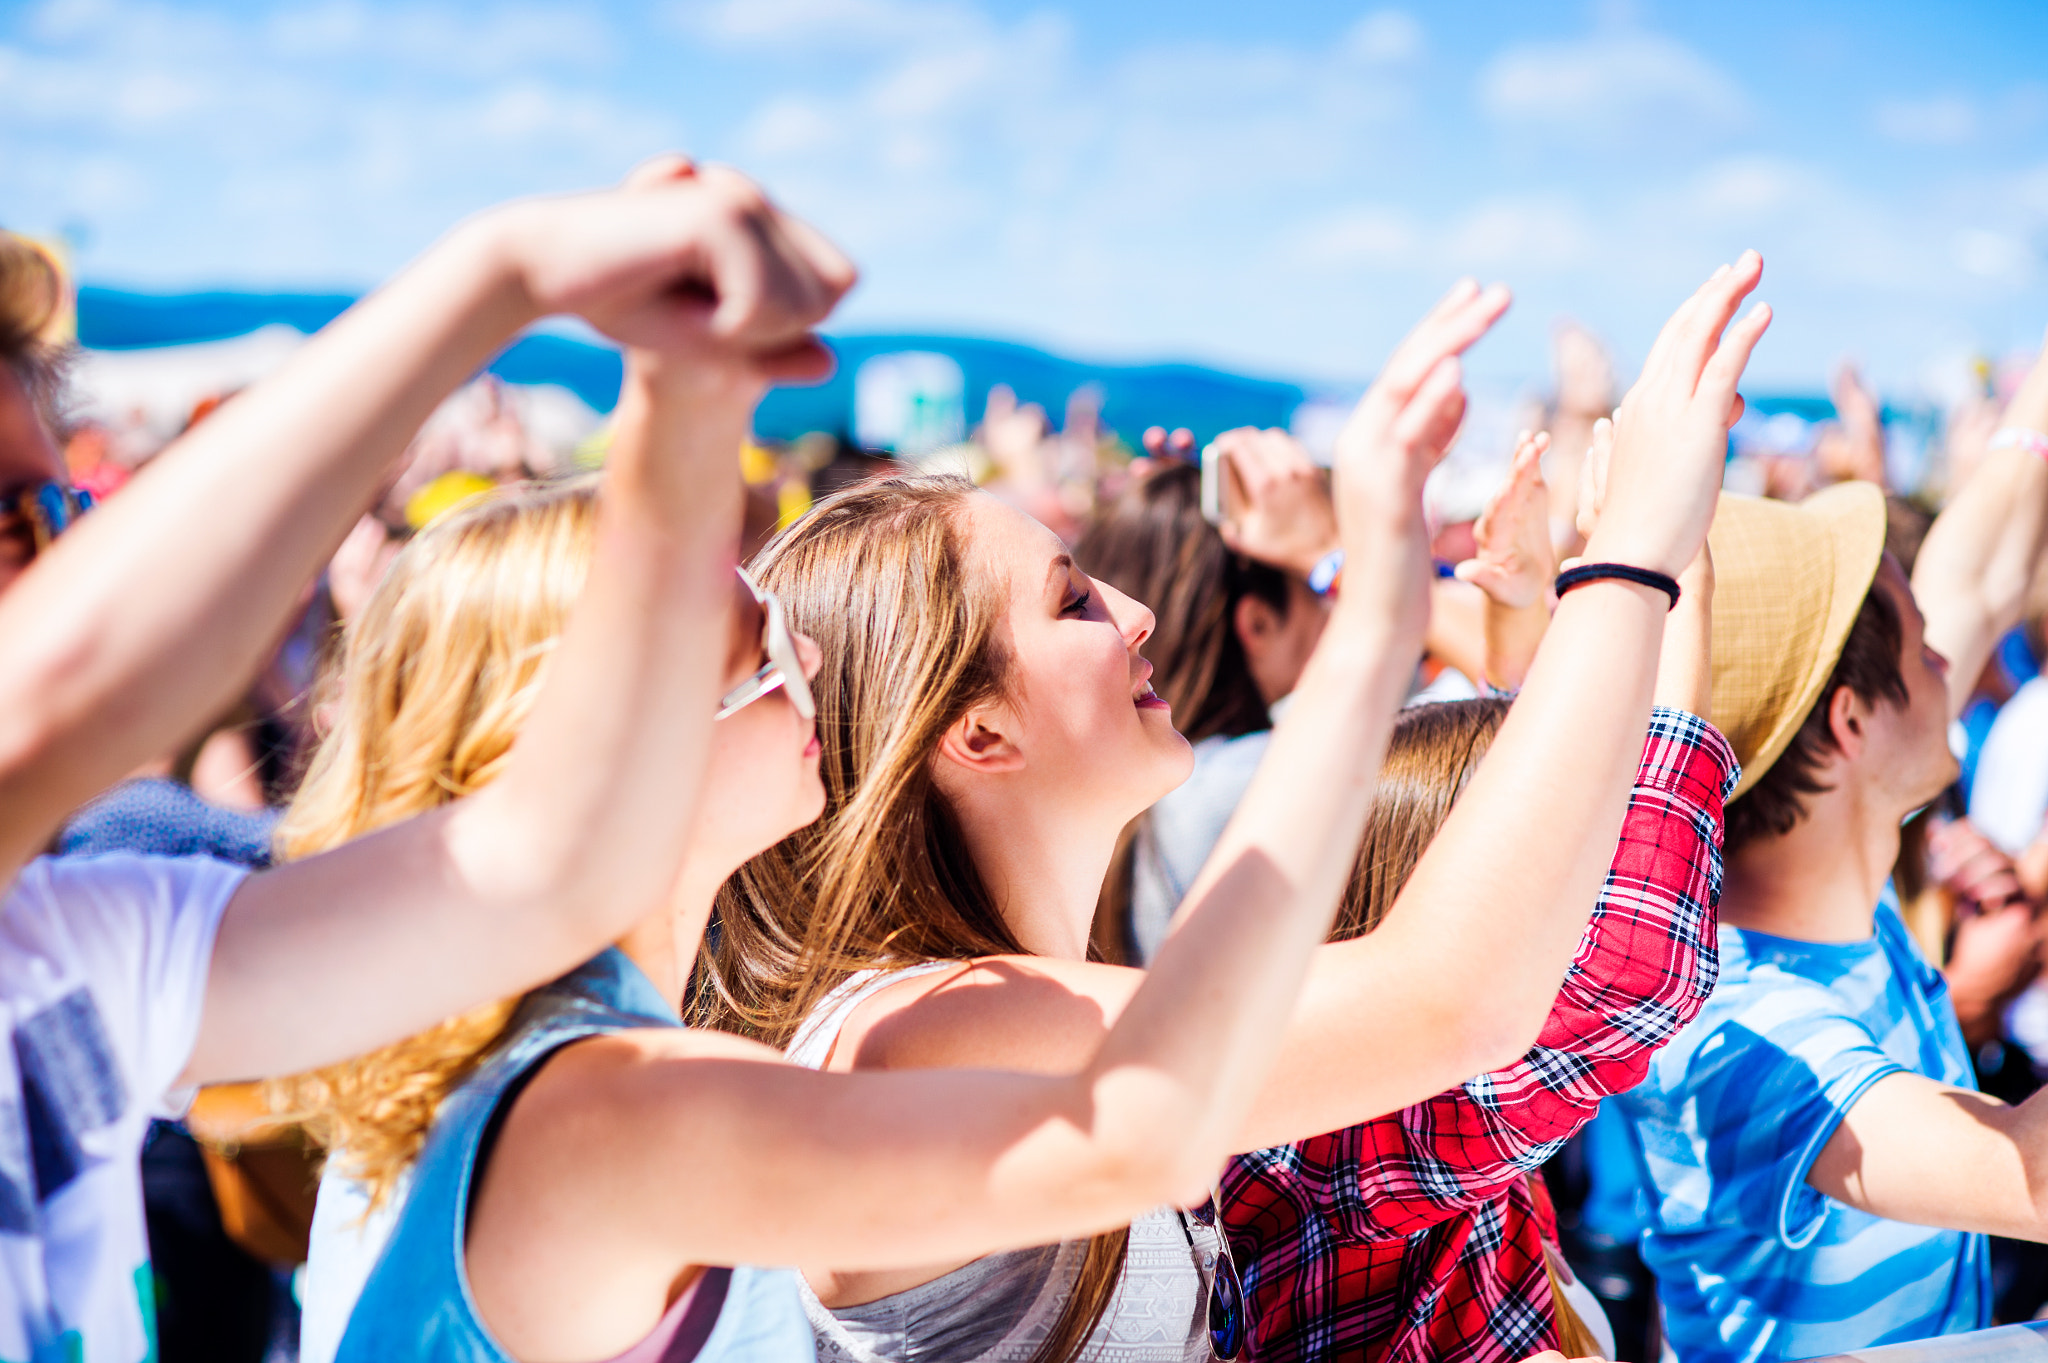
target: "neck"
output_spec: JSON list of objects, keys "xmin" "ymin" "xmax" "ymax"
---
[
  {"xmin": 1721, "ymin": 781, "xmax": 1902, "ymax": 943},
  {"xmin": 952, "ymin": 786, "xmax": 1124, "ymax": 961},
  {"xmin": 616, "ymin": 859, "xmax": 725, "ymax": 1013}
]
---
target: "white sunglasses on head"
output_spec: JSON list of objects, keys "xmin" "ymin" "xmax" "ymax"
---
[{"xmin": 717, "ymin": 568, "xmax": 816, "ymax": 722}]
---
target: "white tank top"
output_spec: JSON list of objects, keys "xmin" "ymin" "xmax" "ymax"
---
[{"xmin": 786, "ymin": 965, "xmax": 1215, "ymax": 1363}]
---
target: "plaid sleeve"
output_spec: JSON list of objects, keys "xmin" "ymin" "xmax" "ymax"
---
[{"xmin": 1250, "ymin": 707, "xmax": 1737, "ymax": 1241}]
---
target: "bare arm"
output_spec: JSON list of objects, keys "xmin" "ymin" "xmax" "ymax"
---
[
  {"xmin": 835, "ymin": 258, "xmax": 1768, "ymax": 1150},
  {"xmin": 1914, "ymin": 325, "xmax": 2048, "ymax": 721},
  {"xmin": 1810, "ymin": 1069, "xmax": 2048, "ymax": 1241},
  {"xmin": 0, "ymin": 159, "xmax": 848, "ymax": 883},
  {"xmin": 180, "ymin": 164, "xmax": 857, "ymax": 1084},
  {"xmin": 465, "ymin": 280, "xmax": 1518, "ymax": 1356}
]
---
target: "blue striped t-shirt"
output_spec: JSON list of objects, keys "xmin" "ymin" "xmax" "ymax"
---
[{"xmin": 1614, "ymin": 894, "xmax": 1988, "ymax": 1363}]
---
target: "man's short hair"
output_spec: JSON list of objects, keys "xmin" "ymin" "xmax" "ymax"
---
[
  {"xmin": 1725, "ymin": 579, "xmax": 1910, "ymax": 852},
  {"xmin": 0, "ymin": 234, "xmax": 70, "ymax": 431}
]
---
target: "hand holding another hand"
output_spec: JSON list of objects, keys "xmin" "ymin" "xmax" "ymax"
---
[{"xmin": 489, "ymin": 154, "xmax": 857, "ymax": 387}]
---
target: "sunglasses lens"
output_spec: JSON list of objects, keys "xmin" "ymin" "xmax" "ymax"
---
[{"xmin": 1209, "ymin": 1255, "xmax": 1245, "ymax": 1361}]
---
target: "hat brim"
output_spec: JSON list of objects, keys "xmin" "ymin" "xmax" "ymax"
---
[{"xmin": 1707, "ymin": 482, "xmax": 1890, "ymax": 801}]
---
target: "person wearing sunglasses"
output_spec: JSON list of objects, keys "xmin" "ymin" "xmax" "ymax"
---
[
  {"xmin": 265, "ymin": 310, "xmax": 1450, "ymax": 1359},
  {"xmin": 0, "ymin": 162, "xmax": 859, "ymax": 1362}
]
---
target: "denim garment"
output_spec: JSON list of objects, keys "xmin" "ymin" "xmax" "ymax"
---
[{"xmin": 335, "ymin": 949, "xmax": 813, "ymax": 1363}]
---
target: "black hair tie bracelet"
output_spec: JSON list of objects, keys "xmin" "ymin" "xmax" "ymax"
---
[{"xmin": 1554, "ymin": 561, "xmax": 1682, "ymax": 611}]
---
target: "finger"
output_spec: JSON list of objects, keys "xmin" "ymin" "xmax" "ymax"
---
[
  {"xmin": 1640, "ymin": 258, "xmax": 1740, "ymax": 380},
  {"xmin": 1699, "ymin": 301, "xmax": 1773, "ymax": 410},
  {"xmin": 749, "ymin": 336, "xmax": 838, "ymax": 385},
  {"xmin": 704, "ymin": 216, "xmax": 770, "ymax": 343},
  {"xmin": 1169, "ymin": 428, "xmax": 1196, "ymax": 458},
  {"xmin": 1377, "ymin": 282, "xmax": 1511, "ymax": 404},
  {"xmin": 1142, "ymin": 426, "xmax": 1167, "ymax": 457},
  {"xmin": 1389, "ymin": 355, "xmax": 1467, "ymax": 457},
  {"xmin": 766, "ymin": 207, "xmax": 859, "ymax": 313},
  {"xmin": 623, "ymin": 152, "xmax": 698, "ymax": 190},
  {"xmin": 1669, "ymin": 250, "xmax": 1764, "ymax": 385}
]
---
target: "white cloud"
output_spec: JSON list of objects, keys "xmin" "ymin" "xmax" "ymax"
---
[
  {"xmin": 672, "ymin": 0, "xmax": 979, "ymax": 52},
  {"xmin": 1953, "ymin": 228, "xmax": 2035, "ymax": 284},
  {"xmin": 1478, "ymin": 29, "xmax": 1747, "ymax": 144},
  {"xmin": 1287, "ymin": 206, "xmax": 1420, "ymax": 267},
  {"xmin": 1344, "ymin": 10, "xmax": 1423, "ymax": 65},
  {"xmin": 1874, "ymin": 95, "xmax": 1979, "ymax": 146},
  {"xmin": 1444, "ymin": 196, "xmax": 1592, "ymax": 270}
]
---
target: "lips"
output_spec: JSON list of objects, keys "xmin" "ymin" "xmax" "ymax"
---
[{"xmin": 1135, "ymin": 683, "xmax": 1170, "ymax": 711}]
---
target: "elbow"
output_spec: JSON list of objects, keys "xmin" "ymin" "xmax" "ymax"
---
[{"xmin": 1458, "ymin": 1001, "xmax": 1545, "ymax": 1079}]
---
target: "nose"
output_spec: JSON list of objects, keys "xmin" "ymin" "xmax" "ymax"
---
[
  {"xmin": 794, "ymin": 629, "xmax": 823, "ymax": 682},
  {"xmin": 1927, "ymin": 645, "xmax": 1951, "ymax": 679},
  {"xmin": 1098, "ymin": 580, "xmax": 1155, "ymax": 653}
]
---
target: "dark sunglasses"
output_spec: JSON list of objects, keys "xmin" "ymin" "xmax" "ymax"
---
[
  {"xmin": 1178, "ymin": 1196, "xmax": 1245, "ymax": 1361},
  {"xmin": 0, "ymin": 478, "xmax": 93, "ymax": 558},
  {"xmin": 717, "ymin": 568, "xmax": 816, "ymax": 722}
]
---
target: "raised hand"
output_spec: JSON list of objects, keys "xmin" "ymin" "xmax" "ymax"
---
[
  {"xmin": 1457, "ymin": 429, "xmax": 1554, "ymax": 610},
  {"xmin": 1816, "ymin": 361, "xmax": 1887, "ymax": 487},
  {"xmin": 1591, "ymin": 252, "xmax": 1770, "ymax": 578},
  {"xmin": 492, "ymin": 155, "xmax": 856, "ymax": 382},
  {"xmin": 1208, "ymin": 426, "xmax": 1339, "ymax": 578},
  {"xmin": 1330, "ymin": 279, "xmax": 1512, "ymax": 642}
]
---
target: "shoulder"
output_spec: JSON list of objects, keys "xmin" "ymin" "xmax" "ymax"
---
[{"xmin": 833, "ymin": 955, "xmax": 1143, "ymax": 1076}]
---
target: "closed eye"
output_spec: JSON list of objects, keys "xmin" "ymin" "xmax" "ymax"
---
[{"xmin": 1061, "ymin": 589, "xmax": 1091, "ymax": 617}]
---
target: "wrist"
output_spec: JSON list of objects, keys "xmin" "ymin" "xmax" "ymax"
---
[{"xmin": 447, "ymin": 206, "xmax": 548, "ymax": 332}]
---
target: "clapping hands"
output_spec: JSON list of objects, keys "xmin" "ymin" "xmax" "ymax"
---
[
  {"xmin": 1456, "ymin": 430, "xmax": 1555, "ymax": 611},
  {"xmin": 1205, "ymin": 427, "xmax": 1339, "ymax": 579}
]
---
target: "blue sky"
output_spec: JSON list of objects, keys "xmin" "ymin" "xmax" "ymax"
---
[{"xmin": 3, "ymin": 0, "xmax": 2046, "ymax": 393}]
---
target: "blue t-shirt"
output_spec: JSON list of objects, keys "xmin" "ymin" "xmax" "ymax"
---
[{"xmin": 1615, "ymin": 895, "xmax": 1988, "ymax": 1363}]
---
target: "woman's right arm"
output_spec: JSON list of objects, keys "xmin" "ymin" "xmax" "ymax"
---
[{"xmin": 462, "ymin": 280, "xmax": 1516, "ymax": 1345}]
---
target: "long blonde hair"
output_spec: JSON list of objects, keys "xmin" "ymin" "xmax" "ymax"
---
[
  {"xmin": 698, "ymin": 472, "xmax": 1126, "ymax": 1363},
  {"xmin": 265, "ymin": 477, "xmax": 599, "ymax": 1208}
]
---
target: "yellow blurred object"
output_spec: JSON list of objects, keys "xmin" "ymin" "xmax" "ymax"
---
[
  {"xmin": 404, "ymin": 470, "xmax": 497, "ymax": 531},
  {"xmin": 776, "ymin": 477, "xmax": 811, "ymax": 529},
  {"xmin": 574, "ymin": 425, "xmax": 613, "ymax": 470},
  {"xmin": 741, "ymin": 441, "xmax": 777, "ymax": 485}
]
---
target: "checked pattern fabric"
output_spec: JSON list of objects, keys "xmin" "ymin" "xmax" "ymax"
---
[{"xmin": 1222, "ymin": 707, "xmax": 1737, "ymax": 1363}]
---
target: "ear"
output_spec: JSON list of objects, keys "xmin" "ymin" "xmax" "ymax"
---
[
  {"xmin": 934, "ymin": 704, "xmax": 1027, "ymax": 776},
  {"xmin": 1234, "ymin": 594, "xmax": 1285, "ymax": 663},
  {"xmin": 1827, "ymin": 684, "xmax": 1870, "ymax": 763}
]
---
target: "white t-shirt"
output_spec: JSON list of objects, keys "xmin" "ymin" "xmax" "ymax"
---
[
  {"xmin": 299, "ymin": 1164, "xmax": 403, "ymax": 1363},
  {"xmin": 0, "ymin": 854, "xmax": 242, "ymax": 1363},
  {"xmin": 1970, "ymin": 676, "xmax": 2048, "ymax": 855}
]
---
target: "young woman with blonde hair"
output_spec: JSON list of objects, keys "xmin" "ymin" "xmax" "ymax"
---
[
  {"xmin": 276, "ymin": 278, "xmax": 1518, "ymax": 1360},
  {"xmin": 701, "ymin": 259, "xmax": 1771, "ymax": 1361}
]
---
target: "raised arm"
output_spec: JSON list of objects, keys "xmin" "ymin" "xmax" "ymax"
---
[
  {"xmin": 469, "ymin": 280, "xmax": 1517, "ymax": 1327},
  {"xmin": 0, "ymin": 158, "xmax": 846, "ymax": 881},
  {"xmin": 181, "ymin": 163, "xmax": 856, "ymax": 1084},
  {"xmin": 1913, "ymin": 325, "xmax": 2048, "ymax": 720},
  {"xmin": 1239, "ymin": 254, "xmax": 1768, "ymax": 1147}
]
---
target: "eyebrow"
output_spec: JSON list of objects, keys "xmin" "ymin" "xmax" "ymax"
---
[{"xmin": 1045, "ymin": 553, "xmax": 1075, "ymax": 595}]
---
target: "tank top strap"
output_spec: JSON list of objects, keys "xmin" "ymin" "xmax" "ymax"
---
[{"xmin": 784, "ymin": 961, "xmax": 964, "ymax": 1070}]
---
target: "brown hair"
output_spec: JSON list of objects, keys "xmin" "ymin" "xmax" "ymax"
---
[
  {"xmin": 265, "ymin": 478, "xmax": 600, "ymax": 1208},
  {"xmin": 1337, "ymin": 699, "xmax": 1509, "ymax": 940},
  {"xmin": 697, "ymin": 472, "xmax": 1125, "ymax": 1363},
  {"xmin": 1072, "ymin": 462, "xmax": 1293, "ymax": 959},
  {"xmin": 0, "ymin": 234, "xmax": 70, "ymax": 432},
  {"xmin": 1725, "ymin": 578, "xmax": 1909, "ymax": 853}
]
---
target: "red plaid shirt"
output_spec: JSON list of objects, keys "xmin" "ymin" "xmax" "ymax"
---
[{"xmin": 1222, "ymin": 708, "xmax": 1736, "ymax": 1363}]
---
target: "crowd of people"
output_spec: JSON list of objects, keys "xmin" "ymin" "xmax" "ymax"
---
[{"xmin": 2, "ymin": 152, "xmax": 2048, "ymax": 1363}]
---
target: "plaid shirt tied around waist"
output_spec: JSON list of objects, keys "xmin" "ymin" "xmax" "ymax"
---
[{"xmin": 1222, "ymin": 707, "xmax": 1737, "ymax": 1363}]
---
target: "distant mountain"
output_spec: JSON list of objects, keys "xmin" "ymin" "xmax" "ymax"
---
[{"xmin": 76, "ymin": 286, "xmax": 1309, "ymax": 445}]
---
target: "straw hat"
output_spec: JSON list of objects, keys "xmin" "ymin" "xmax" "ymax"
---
[{"xmin": 1708, "ymin": 481, "xmax": 1888, "ymax": 800}]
